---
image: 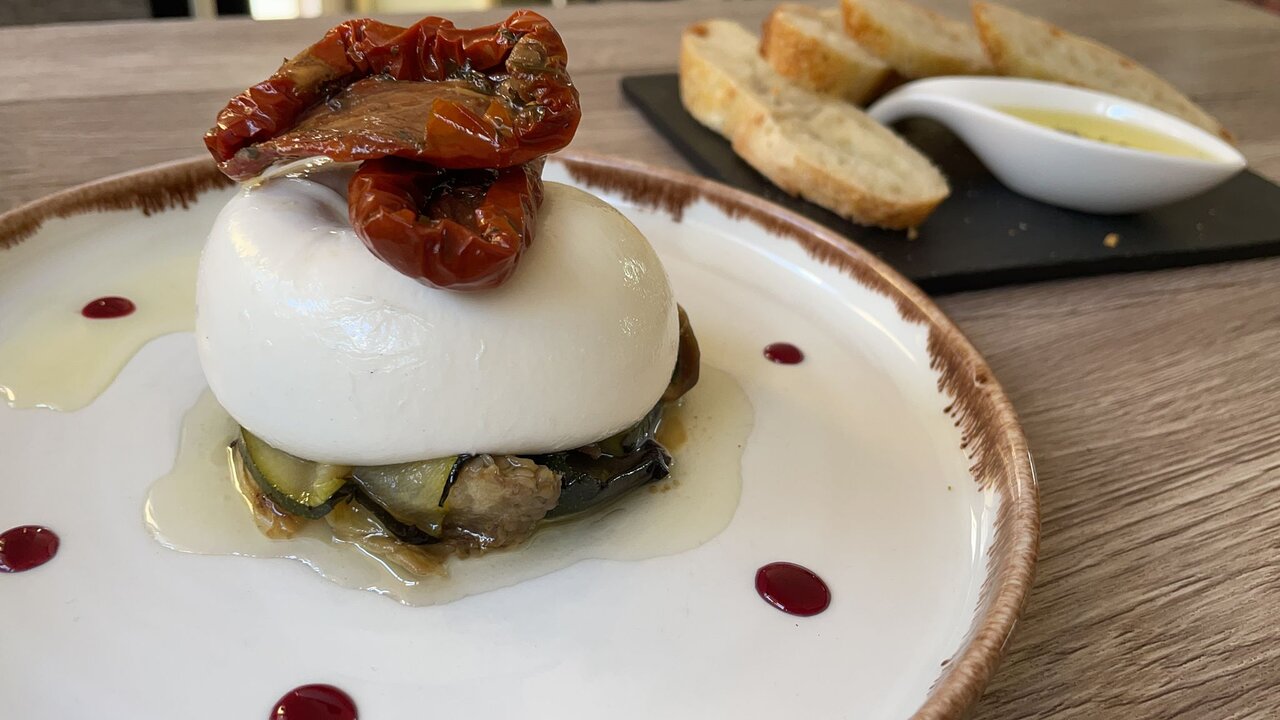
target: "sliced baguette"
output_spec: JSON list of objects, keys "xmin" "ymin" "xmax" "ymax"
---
[
  {"xmin": 972, "ymin": 2, "xmax": 1230, "ymax": 141},
  {"xmin": 760, "ymin": 4, "xmax": 892, "ymax": 105},
  {"xmin": 681, "ymin": 19, "xmax": 949, "ymax": 229},
  {"xmin": 841, "ymin": 0, "xmax": 992, "ymax": 78}
]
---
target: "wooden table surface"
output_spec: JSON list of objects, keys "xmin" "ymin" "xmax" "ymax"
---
[{"xmin": 2, "ymin": 0, "xmax": 1278, "ymax": 716}]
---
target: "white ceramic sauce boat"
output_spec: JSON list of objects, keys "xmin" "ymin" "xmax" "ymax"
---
[{"xmin": 866, "ymin": 77, "xmax": 1245, "ymax": 214}]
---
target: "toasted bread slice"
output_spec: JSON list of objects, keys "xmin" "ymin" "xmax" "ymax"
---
[
  {"xmin": 761, "ymin": 4, "xmax": 892, "ymax": 105},
  {"xmin": 841, "ymin": 0, "xmax": 992, "ymax": 78},
  {"xmin": 680, "ymin": 19, "xmax": 949, "ymax": 229},
  {"xmin": 972, "ymin": 1, "xmax": 1230, "ymax": 140}
]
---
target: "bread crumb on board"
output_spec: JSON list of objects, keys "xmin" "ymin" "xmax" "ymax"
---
[{"xmin": 1104, "ymin": 232, "xmax": 1120, "ymax": 248}]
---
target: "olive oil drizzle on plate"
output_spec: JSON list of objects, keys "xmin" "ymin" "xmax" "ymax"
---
[{"xmin": 144, "ymin": 366, "xmax": 753, "ymax": 606}]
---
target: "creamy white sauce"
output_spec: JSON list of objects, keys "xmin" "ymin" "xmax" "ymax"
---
[{"xmin": 144, "ymin": 366, "xmax": 752, "ymax": 606}]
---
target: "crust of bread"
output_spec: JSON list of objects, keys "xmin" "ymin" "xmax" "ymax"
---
[
  {"xmin": 841, "ymin": 0, "xmax": 992, "ymax": 78},
  {"xmin": 731, "ymin": 114, "xmax": 944, "ymax": 229},
  {"xmin": 680, "ymin": 19, "xmax": 948, "ymax": 229},
  {"xmin": 679, "ymin": 21, "xmax": 772, "ymax": 139},
  {"xmin": 679, "ymin": 22, "xmax": 740, "ymax": 137},
  {"xmin": 760, "ymin": 4, "xmax": 891, "ymax": 105},
  {"xmin": 972, "ymin": 1, "xmax": 1230, "ymax": 141}
]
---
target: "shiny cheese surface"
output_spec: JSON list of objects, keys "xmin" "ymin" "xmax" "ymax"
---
[{"xmin": 196, "ymin": 177, "xmax": 678, "ymax": 464}]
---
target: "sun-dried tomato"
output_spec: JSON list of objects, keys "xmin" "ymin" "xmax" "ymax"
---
[
  {"xmin": 206, "ymin": 11, "xmax": 578, "ymax": 177},
  {"xmin": 204, "ymin": 11, "xmax": 579, "ymax": 291},
  {"xmin": 347, "ymin": 158, "xmax": 542, "ymax": 291}
]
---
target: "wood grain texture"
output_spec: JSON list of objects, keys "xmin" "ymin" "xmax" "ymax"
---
[
  {"xmin": 940, "ymin": 258, "xmax": 1280, "ymax": 719},
  {"xmin": 1, "ymin": 1, "xmax": 1278, "ymax": 717}
]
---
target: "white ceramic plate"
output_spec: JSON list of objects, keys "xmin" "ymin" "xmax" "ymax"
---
[{"xmin": 0, "ymin": 153, "xmax": 1037, "ymax": 719}]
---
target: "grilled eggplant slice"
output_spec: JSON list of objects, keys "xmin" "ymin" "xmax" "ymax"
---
[
  {"xmin": 592, "ymin": 403, "xmax": 663, "ymax": 458},
  {"xmin": 352, "ymin": 456, "xmax": 468, "ymax": 538},
  {"xmin": 443, "ymin": 455, "xmax": 562, "ymax": 549},
  {"xmin": 538, "ymin": 439, "xmax": 672, "ymax": 519},
  {"xmin": 238, "ymin": 431, "xmax": 352, "ymax": 519}
]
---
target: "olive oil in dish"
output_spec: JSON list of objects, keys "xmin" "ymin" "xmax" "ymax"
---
[{"xmin": 996, "ymin": 105, "xmax": 1216, "ymax": 160}]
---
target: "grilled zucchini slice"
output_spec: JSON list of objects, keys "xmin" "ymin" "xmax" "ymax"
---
[
  {"xmin": 238, "ymin": 430, "xmax": 352, "ymax": 519},
  {"xmin": 352, "ymin": 456, "xmax": 468, "ymax": 538}
]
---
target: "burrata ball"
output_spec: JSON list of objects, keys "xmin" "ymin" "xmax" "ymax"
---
[{"xmin": 196, "ymin": 176, "xmax": 678, "ymax": 465}]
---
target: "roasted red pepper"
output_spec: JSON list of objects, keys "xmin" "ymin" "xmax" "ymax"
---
[{"xmin": 204, "ymin": 11, "xmax": 580, "ymax": 291}]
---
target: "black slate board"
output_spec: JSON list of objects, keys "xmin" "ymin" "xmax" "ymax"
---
[{"xmin": 621, "ymin": 73, "xmax": 1280, "ymax": 294}]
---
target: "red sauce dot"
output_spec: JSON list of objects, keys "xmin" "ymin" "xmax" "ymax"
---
[
  {"xmin": 763, "ymin": 342, "xmax": 804, "ymax": 365},
  {"xmin": 0, "ymin": 525, "xmax": 60, "ymax": 573},
  {"xmin": 755, "ymin": 562, "xmax": 830, "ymax": 616},
  {"xmin": 82, "ymin": 296, "xmax": 136, "ymax": 319},
  {"xmin": 271, "ymin": 684, "xmax": 357, "ymax": 720}
]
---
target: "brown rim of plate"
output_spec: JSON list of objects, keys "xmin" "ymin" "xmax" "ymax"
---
[{"xmin": 0, "ymin": 150, "xmax": 1038, "ymax": 720}]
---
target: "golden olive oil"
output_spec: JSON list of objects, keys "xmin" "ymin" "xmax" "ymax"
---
[{"xmin": 996, "ymin": 106, "xmax": 1216, "ymax": 161}]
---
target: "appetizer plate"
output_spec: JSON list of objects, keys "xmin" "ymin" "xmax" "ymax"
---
[{"xmin": 0, "ymin": 152, "xmax": 1037, "ymax": 719}]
